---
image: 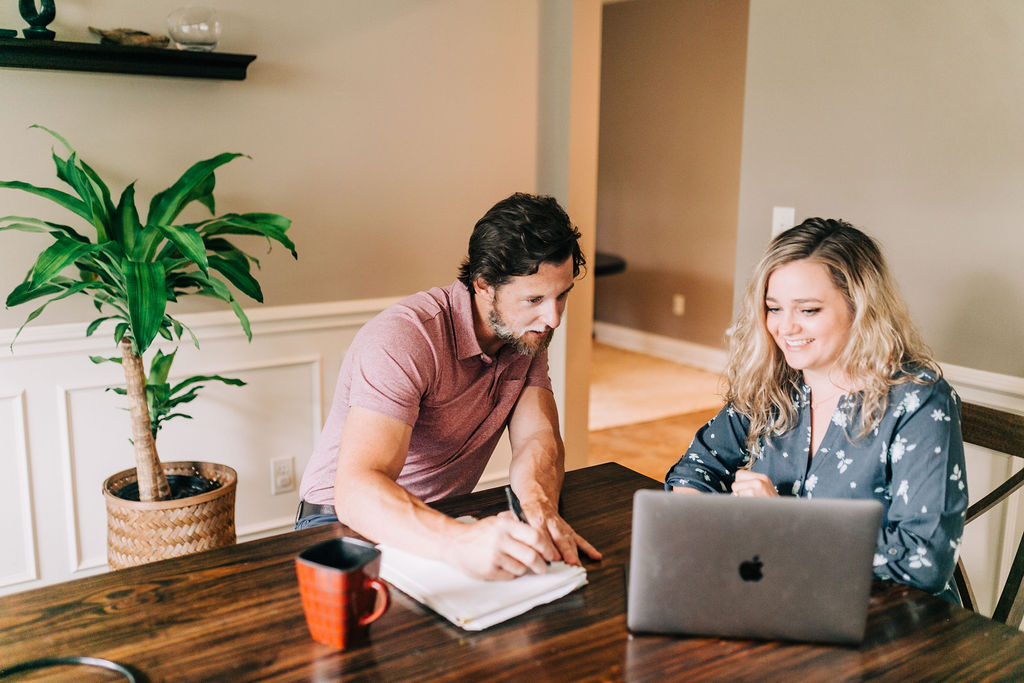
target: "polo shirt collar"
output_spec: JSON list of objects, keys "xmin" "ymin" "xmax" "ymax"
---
[{"xmin": 450, "ymin": 280, "xmax": 489, "ymax": 361}]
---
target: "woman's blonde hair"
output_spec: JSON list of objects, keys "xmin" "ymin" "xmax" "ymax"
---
[{"xmin": 726, "ymin": 218, "xmax": 939, "ymax": 456}]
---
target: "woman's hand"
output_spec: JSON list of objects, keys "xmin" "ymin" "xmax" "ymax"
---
[{"xmin": 731, "ymin": 470, "xmax": 778, "ymax": 497}]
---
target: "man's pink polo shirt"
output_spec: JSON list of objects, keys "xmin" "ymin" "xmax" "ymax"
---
[{"xmin": 299, "ymin": 281, "xmax": 553, "ymax": 505}]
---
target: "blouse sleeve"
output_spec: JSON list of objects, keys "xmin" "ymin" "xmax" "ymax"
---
[
  {"xmin": 664, "ymin": 404, "xmax": 753, "ymax": 493},
  {"xmin": 873, "ymin": 378, "xmax": 968, "ymax": 595}
]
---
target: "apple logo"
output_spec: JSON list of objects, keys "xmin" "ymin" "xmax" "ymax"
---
[{"xmin": 739, "ymin": 555, "xmax": 763, "ymax": 582}]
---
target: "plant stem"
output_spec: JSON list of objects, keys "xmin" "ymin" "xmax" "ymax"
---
[{"xmin": 120, "ymin": 337, "xmax": 170, "ymax": 501}]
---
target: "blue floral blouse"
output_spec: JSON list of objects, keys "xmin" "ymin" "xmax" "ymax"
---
[{"xmin": 664, "ymin": 370, "xmax": 968, "ymax": 599}]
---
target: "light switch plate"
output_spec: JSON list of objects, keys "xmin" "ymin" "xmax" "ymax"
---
[{"xmin": 771, "ymin": 206, "xmax": 796, "ymax": 236}]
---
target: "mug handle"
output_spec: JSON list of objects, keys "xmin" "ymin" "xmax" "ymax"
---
[{"xmin": 359, "ymin": 577, "xmax": 390, "ymax": 626}]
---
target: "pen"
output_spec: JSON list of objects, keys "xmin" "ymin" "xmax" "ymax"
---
[
  {"xmin": 504, "ymin": 485, "xmax": 526, "ymax": 523},
  {"xmin": 503, "ymin": 489, "xmax": 552, "ymax": 569},
  {"xmin": 504, "ymin": 486, "xmax": 551, "ymax": 566}
]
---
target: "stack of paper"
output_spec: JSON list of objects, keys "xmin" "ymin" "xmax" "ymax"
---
[{"xmin": 379, "ymin": 544, "xmax": 588, "ymax": 631}]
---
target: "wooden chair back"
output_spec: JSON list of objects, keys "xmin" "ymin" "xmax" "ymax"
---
[{"xmin": 953, "ymin": 401, "xmax": 1024, "ymax": 627}]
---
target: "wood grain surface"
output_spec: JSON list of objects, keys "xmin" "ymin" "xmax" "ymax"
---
[{"xmin": 2, "ymin": 463, "xmax": 1023, "ymax": 682}]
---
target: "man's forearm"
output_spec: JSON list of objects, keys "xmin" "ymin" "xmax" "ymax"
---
[
  {"xmin": 335, "ymin": 468, "xmax": 466, "ymax": 561},
  {"xmin": 508, "ymin": 440, "xmax": 564, "ymax": 515}
]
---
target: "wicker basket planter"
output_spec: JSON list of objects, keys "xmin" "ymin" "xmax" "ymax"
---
[{"xmin": 103, "ymin": 461, "xmax": 237, "ymax": 569}]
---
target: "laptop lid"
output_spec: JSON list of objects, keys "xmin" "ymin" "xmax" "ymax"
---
[{"xmin": 627, "ymin": 489, "xmax": 883, "ymax": 645}]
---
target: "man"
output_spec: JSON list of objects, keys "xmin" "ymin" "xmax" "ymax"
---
[{"xmin": 296, "ymin": 192, "xmax": 601, "ymax": 580}]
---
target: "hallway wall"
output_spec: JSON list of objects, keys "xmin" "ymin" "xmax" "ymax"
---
[{"xmin": 594, "ymin": 0, "xmax": 748, "ymax": 349}]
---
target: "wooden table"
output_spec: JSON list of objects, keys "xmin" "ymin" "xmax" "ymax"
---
[{"xmin": 2, "ymin": 463, "xmax": 1023, "ymax": 681}]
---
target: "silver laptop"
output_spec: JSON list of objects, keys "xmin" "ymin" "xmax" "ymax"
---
[{"xmin": 627, "ymin": 489, "xmax": 883, "ymax": 645}]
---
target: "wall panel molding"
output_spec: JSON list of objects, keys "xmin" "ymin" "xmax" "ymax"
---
[
  {"xmin": 0, "ymin": 299, "xmax": 400, "ymax": 359},
  {"xmin": 61, "ymin": 353, "xmax": 328, "ymax": 575},
  {"xmin": 0, "ymin": 297, "xmax": 398, "ymax": 595},
  {"xmin": 0, "ymin": 390, "xmax": 38, "ymax": 589}
]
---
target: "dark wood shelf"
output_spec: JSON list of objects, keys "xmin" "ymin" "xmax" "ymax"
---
[{"xmin": 0, "ymin": 37, "xmax": 255, "ymax": 80}]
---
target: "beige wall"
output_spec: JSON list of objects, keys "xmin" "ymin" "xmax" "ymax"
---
[
  {"xmin": 0, "ymin": 1, "xmax": 603, "ymax": 461},
  {"xmin": 0, "ymin": 1, "xmax": 543, "ymax": 326},
  {"xmin": 594, "ymin": 0, "xmax": 748, "ymax": 349},
  {"xmin": 737, "ymin": 0, "xmax": 1024, "ymax": 377}
]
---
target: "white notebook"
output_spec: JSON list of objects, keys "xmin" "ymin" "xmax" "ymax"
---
[{"xmin": 379, "ymin": 543, "xmax": 587, "ymax": 631}]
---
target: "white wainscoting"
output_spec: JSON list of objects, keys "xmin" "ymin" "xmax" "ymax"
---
[
  {"xmin": 594, "ymin": 321, "xmax": 1024, "ymax": 621},
  {"xmin": 0, "ymin": 297, "xmax": 568, "ymax": 596},
  {"xmin": 0, "ymin": 299, "xmax": 402, "ymax": 595},
  {"xmin": 0, "ymin": 390, "xmax": 36, "ymax": 588}
]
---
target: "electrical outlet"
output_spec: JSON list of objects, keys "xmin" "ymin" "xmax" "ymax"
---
[
  {"xmin": 270, "ymin": 456, "xmax": 295, "ymax": 495},
  {"xmin": 672, "ymin": 293, "xmax": 686, "ymax": 317}
]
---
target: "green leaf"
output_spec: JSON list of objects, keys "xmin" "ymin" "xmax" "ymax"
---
[
  {"xmin": 89, "ymin": 355, "xmax": 122, "ymax": 365},
  {"xmin": 27, "ymin": 238, "xmax": 95, "ymax": 288},
  {"xmin": 78, "ymin": 158, "xmax": 116, "ymax": 227},
  {"xmin": 195, "ymin": 275, "xmax": 251, "ymax": 341},
  {"xmin": 112, "ymin": 183, "xmax": 143, "ymax": 253},
  {"xmin": 132, "ymin": 225, "xmax": 165, "ymax": 262},
  {"xmin": 177, "ymin": 318, "xmax": 200, "ymax": 349},
  {"xmin": 0, "ymin": 180, "xmax": 91, "ymax": 223},
  {"xmin": 61, "ymin": 153, "xmax": 109, "ymax": 241},
  {"xmin": 26, "ymin": 280, "xmax": 107, "ymax": 311},
  {"xmin": 122, "ymin": 259, "xmax": 167, "ymax": 353},
  {"xmin": 203, "ymin": 238, "xmax": 261, "ymax": 269},
  {"xmin": 114, "ymin": 322, "xmax": 129, "ymax": 344},
  {"xmin": 51, "ymin": 148, "xmax": 73, "ymax": 188},
  {"xmin": 147, "ymin": 383, "xmax": 170, "ymax": 412},
  {"xmin": 170, "ymin": 374, "xmax": 246, "ymax": 395},
  {"xmin": 241, "ymin": 212, "xmax": 291, "ymax": 231},
  {"xmin": 201, "ymin": 213, "xmax": 297, "ymax": 258},
  {"xmin": 165, "ymin": 272, "xmax": 208, "ymax": 293},
  {"xmin": 6, "ymin": 280, "xmax": 110, "ymax": 348},
  {"xmin": 148, "ymin": 349, "xmax": 176, "ymax": 386},
  {"xmin": 208, "ymin": 254, "xmax": 262, "ymax": 302},
  {"xmin": 167, "ymin": 387, "xmax": 202, "ymax": 406},
  {"xmin": 147, "ymin": 153, "xmax": 245, "ymax": 228},
  {"xmin": 183, "ymin": 170, "xmax": 218, "ymax": 215},
  {"xmin": 6, "ymin": 280, "xmax": 62, "ymax": 307},
  {"xmin": 156, "ymin": 224, "xmax": 209, "ymax": 275},
  {"xmin": 0, "ymin": 215, "xmax": 91, "ymax": 243},
  {"xmin": 84, "ymin": 245, "xmax": 127, "ymax": 289},
  {"xmin": 30, "ymin": 124, "xmax": 75, "ymax": 154},
  {"xmin": 85, "ymin": 316, "xmax": 118, "ymax": 337}
]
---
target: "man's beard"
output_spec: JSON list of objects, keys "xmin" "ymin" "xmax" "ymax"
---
[{"xmin": 488, "ymin": 308, "xmax": 553, "ymax": 357}]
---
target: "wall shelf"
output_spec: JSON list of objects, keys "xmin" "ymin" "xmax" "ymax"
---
[{"xmin": 0, "ymin": 37, "xmax": 255, "ymax": 80}]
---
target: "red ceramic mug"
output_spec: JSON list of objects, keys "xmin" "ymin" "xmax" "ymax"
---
[{"xmin": 295, "ymin": 537, "xmax": 390, "ymax": 649}]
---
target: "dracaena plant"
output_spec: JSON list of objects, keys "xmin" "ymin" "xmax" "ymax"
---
[{"xmin": 0, "ymin": 126, "xmax": 296, "ymax": 502}]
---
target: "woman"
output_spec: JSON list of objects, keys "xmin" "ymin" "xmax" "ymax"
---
[{"xmin": 665, "ymin": 218, "xmax": 967, "ymax": 602}]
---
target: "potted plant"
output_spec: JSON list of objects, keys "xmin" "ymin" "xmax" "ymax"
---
[{"xmin": 0, "ymin": 126, "xmax": 296, "ymax": 567}]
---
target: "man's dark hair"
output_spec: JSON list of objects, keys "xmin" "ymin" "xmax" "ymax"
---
[{"xmin": 457, "ymin": 192, "xmax": 585, "ymax": 290}]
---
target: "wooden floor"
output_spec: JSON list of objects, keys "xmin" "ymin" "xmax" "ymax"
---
[
  {"xmin": 586, "ymin": 342, "xmax": 724, "ymax": 482},
  {"xmin": 588, "ymin": 408, "xmax": 721, "ymax": 482}
]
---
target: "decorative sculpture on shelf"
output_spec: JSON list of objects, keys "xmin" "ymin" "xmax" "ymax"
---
[{"xmin": 19, "ymin": 0, "xmax": 57, "ymax": 40}]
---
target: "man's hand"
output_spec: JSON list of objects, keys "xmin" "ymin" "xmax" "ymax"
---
[
  {"xmin": 518, "ymin": 499, "xmax": 602, "ymax": 567},
  {"xmin": 731, "ymin": 469, "xmax": 778, "ymax": 497},
  {"xmin": 446, "ymin": 514, "xmax": 558, "ymax": 580}
]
